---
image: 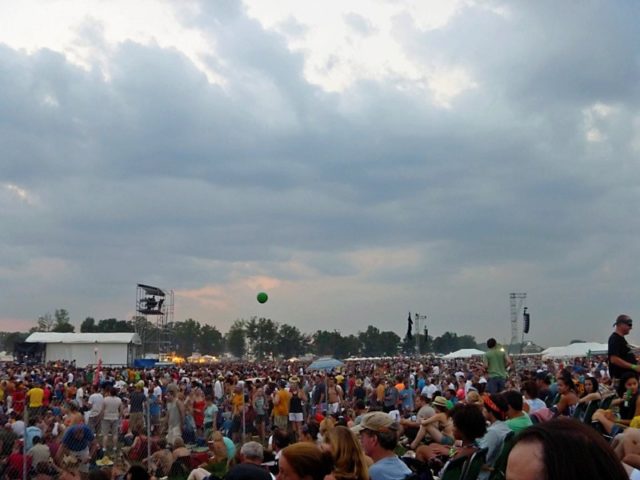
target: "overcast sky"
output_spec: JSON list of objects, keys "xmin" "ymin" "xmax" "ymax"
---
[{"xmin": 1, "ymin": 1, "xmax": 638, "ymax": 347}]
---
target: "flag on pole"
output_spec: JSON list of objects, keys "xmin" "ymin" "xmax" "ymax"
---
[{"xmin": 406, "ymin": 312, "xmax": 413, "ymax": 340}]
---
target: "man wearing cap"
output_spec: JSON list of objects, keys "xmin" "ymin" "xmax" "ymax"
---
[
  {"xmin": 609, "ymin": 314, "xmax": 637, "ymax": 386},
  {"xmin": 352, "ymin": 412, "xmax": 411, "ymax": 480}
]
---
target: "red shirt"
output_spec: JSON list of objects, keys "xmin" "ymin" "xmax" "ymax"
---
[{"xmin": 12, "ymin": 390, "xmax": 26, "ymax": 414}]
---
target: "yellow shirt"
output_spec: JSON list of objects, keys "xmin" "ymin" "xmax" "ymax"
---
[
  {"xmin": 231, "ymin": 393, "xmax": 244, "ymax": 415},
  {"xmin": 27, "ymin": 387, "xmax": 44, "ymax": 407},
  {"xmin": 272, "ymin": 390, "xmax": 291, "ymax": 416}
]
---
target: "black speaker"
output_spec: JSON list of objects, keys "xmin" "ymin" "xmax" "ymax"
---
[{"xmin": 523, "ymin": 309, "xmax": 531, "ymax": 334}]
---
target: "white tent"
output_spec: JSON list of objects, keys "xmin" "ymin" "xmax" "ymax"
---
[
  {"xmin": 541, "ymin": 342, "xmax": 608, "ymax": 359},
  {"xmin": 25, "ymin": 332, "xmax": 141, "ymax": 367},
  {"xmin": 443, "ymin": 348, "xmax": 485, "ymax": 359}
]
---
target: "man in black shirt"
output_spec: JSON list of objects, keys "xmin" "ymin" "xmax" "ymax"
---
[{"xmin": 608, "ymin": 314, "xmax": 637, "ymax": 386}]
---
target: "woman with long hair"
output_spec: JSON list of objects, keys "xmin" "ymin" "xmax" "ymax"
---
[
  {"xmin": 277, "ymin": 442, "xmax": 333, "ymax": 480},
  {"xmin": 553, "ymin": 370, "xmax": 579, "ymax": 417},
  {"xmin": 507, "ymin": 418, "xmax": 628, "ymax": 480},
  {"xmin": 593, "ymin": 372, "xmax": 640, "ymax": 435},
  {"xmin": 577, "ymin": 376, "xmax": 602, "ymax": 404},
  {"xmin": 322, "ymin": 425, "xmax": 370, "ymax": 480}
]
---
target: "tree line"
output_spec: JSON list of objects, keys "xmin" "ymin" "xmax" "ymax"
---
[{"xmin": 0, "ymin": 309, "xmax": 487, "ymax": 358}]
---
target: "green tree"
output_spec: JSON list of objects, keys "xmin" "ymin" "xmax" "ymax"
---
[
  {"xmin": 312, "ymin": 330, "xmax": 342, "ymax": 356},
  {"xmin": 52, "ymin": 309, "xmax": 74, "ymax": 332},
  {"xmin": 336, "ymin": 334, "xmax": 360, "ymax": 358},
  {"xmin": 1, "ymin": 332, "xmax": 28, "ymax": 353},
  {"xmin": 173, "ymin": 319, "xmax": 201, "ymax": 356},
  {"xmin": 37, "ymin": 313, "xmax": 54, "ymax": 332},
  {"xmin": 198, "ymin": 324, "xmax": 224, "ymax": 355},
  {"xmin": 80, "ymin": 317, "xmax": 96, "ymax": 333},
  {"xmin": 276, "ymin": 324, "xmax": 306, "ymax": 358},
  {"xmin": 95, "ymin": 318, "xmax": 135, "ymax": 332},
  {"xmin": 132, "ymin": 316, "xmax": 159, "ymax": 355},
  {"xmin": 226, "ymin": 320, "xmax": 246, "ymax": 358}
]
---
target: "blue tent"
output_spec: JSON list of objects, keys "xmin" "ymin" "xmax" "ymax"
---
[{"xmin": 308, "ymin": 357, "xmax": 344, "ymax": 371}]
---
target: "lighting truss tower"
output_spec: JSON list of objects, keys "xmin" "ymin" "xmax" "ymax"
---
[
  {"xmin": 509, "ymin": 293, "xmax": 527, "ymax": 354},
  {"xmin": 136, "ymin": 284, "xmax": 174, "ymax": 358}
]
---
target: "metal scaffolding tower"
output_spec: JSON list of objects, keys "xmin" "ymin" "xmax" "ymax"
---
[
  {"xmin": 136, "ymin": 284, "xmax": 174, "ymax": 358},
  {"xmin": 509, "ymin": 292, "xmax": 526, "ymax": 354}
]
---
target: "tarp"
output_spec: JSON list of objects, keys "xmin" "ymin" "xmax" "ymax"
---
[
  {"xmin": 541, "ymin": 342, "xmax": 608, "ymax": 359},
  {"xmin": 442, "ymin": 348, "xmax": 486, "ymax": 359}
]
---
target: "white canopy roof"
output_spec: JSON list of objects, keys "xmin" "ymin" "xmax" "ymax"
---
[
  {"xmin": 443, "ymin": 348, "xmax": 485, "ymax": 359},
  {"xmin": 26, "ymin": 332, "xmax": 141, "ymax": 345},
  {"xmin": 541, "ymin": 342, "xmax": 608, "ymax": 359}
]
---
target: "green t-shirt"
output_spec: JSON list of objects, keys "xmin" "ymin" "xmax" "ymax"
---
[
  {"xmin": 506, "ymin": 414, "xmax": 533, "ymax": 433},
  {"xmin": 484, "ymin": 348, "xmax": 508, "ymax": 379}
]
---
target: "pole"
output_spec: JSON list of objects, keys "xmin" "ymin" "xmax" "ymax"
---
[
  {"xmin": 241, "ymin": 383, "xmax": 246, "ymax": 443},
  {"xmin": 22, "ymin": 406, "xmax": 28, "ymax": 480},
  {"xmin": 415, "ymin": 313, "xmax": 420, "ymax": 355},
  {"xmin": 146, "ymin": 396, "xmax": 151, "ymax": 461}
]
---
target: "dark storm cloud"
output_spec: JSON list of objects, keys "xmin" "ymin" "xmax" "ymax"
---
[{"xmin": 0, "ymin": 1, "xmax": 639, "ymax": 343}]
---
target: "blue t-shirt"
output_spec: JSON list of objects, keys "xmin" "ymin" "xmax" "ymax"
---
[
  {"xmin": 25, "ymin": 426, "xmax": 42, "ymax": 450},
  {"xmin": 149, "ymin": 394, "xmax": 161, "ymax": 416},
  {"xmin": 369, "ymin": 455, "xmax": 412, "ymax": 480},
  {"xmin": 63, "ymin": 424, "xmax": 95, "ymax": 451},
  {"xmin": 399, "ymin": 388, "xmax": 415, "ymax": 412}
]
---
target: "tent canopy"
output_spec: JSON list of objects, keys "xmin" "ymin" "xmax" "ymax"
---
[
  {"xmin": 443, "ymin": 348, "xmax": 485, "ymax": 359},
  {"xmin": 541, "ymin": 342, "xmax": 608, "ymax": 359},
  {"xmin": 308, "ymin": 357, "xmax": 344, "ymax": 371},
  {"xmin": 26, "ymin": 332, "xmax": 141, "ymax": 345}
]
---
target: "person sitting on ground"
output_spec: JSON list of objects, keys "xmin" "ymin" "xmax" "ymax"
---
[
  {"xmin": 322, "ymin": 425, "xmax": 371, "ymax": 480},
  {"xmin": 408, "ymin": 396, "xmax": 453, "ymax": 450},
  {"xmin": 300, "ymin": 421, "xmax": 320, "ymax": 444},
  {"xmin": 593, "ymin": 371, "xmax": 640, "ymax": 435},
  {"xmin": 577, "ymin": 376, "xmax": 603, "ymax": 404},
  {"xmin": 506, "ymin": 418, "xmax": 628, "ymax": 480},
  {"xmin": 143, "ymin": 438, "xmax": 173, "ymax": 479},
  {"xmin": 277, "ymin": 442, "xmax": 334, "ymax": 480},
  {"xmin": 225, "ymin": 441, "xmax": 272, "ymax": 480},
  {"xmin": 399, "ymin": 393, "xmax": 434, "ymax": 443},
  {"xmin": 187, "ymin": 430, "xmax": 230, "ymax": 480},
  {"xmin": 351, "ymin": 411, "xmax": 411, "ymax": 480},
  {"xmin": 552, "ymin": 370, "xmax": 579, "ymax": 417},
  {"xmin": 477, "ymin": 393, "xmax": 511, "ymax": 480},
  {"xmin": 521, "ymin": 381, "xmax": 546, "ymax": 414},
  {"xmin": 502, "ymin": 390, "xmax": 533, "ymax": 433},
  {"xmin": 414, "ymin": 403, "xmax": 486, "ymax": 472}
]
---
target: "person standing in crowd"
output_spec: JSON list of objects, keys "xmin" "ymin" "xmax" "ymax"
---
[
  {"xmin": 609, "ymin": 314, "xmax": 637, "ymax": 387},
  {"xmin": 166, "ymin": 388, "xmax": 185, "ymax": 446},
  {"xmin": 87, "ymin": 385, "xmax": 104, "ymax": 435},
  {"xmin": 352, "ymin": 412, "xmax": 411, "ymax": 480},
  {"xmin": 129, "ymin": 381, "xmax": 146, "ymax": 435},
  {"xmin": 101, "ymin": 387, "xmax": 123, "ymax": 453},
  {"xmin": 272, "ymin": 380, "xmax": 291, "ymax": 432},
  {"xmin": 288, "ymin": 376, "xmax": 306, "ymax": 439},
  {"xmin": 484, "ymin": 338, "xmax": 511, "ymax": 394},
  {"xmin": 26, "ymin": 381, "xmax": 44, "ymax": 419}
]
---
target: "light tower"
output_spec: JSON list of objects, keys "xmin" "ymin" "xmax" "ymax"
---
[{"xmin": 509, "ymin": 293, "xmax": 526, "ymax": 354}]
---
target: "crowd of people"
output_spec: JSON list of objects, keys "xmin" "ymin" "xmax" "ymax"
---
[{"xmin": 0, "ymin": 314, "xmax": 637, "ymax": 480}]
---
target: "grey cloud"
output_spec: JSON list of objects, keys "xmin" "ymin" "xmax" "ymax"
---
[{"xmin": 0, "ymin": 2, "xmax": 639, "ymax": 344}]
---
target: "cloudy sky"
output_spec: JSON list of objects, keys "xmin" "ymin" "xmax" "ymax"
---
[{"xmin": 1, "ymin": 0, "xmax": 638, "ymax": 347}]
